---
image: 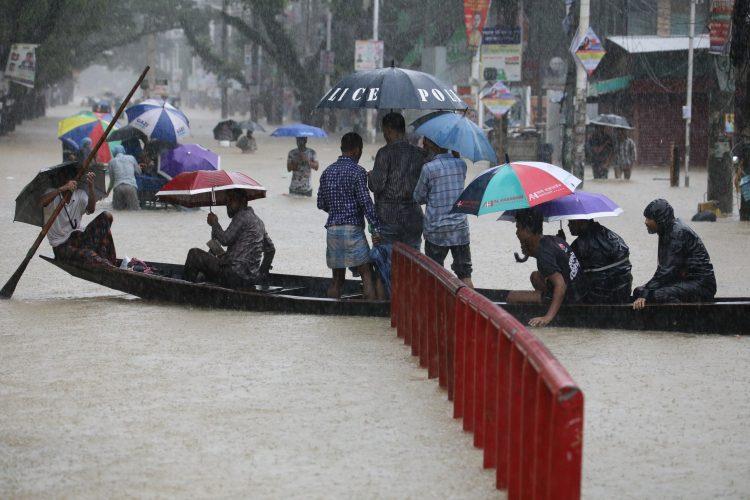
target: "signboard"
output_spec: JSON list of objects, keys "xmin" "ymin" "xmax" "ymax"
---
[
  {"xmin": 4, "ymin": 43, "xmax": 38, "ymax": 88},
  {"xmin": 355, "ymin": 40, "xmax": 384, "ymax": 71},
  {"xmin": 571, "ymin": 27, "xmax": 605, "ymax": 76},
  {"xmin": 480, "ymin": 27, "xmax": 522, "ymax": 82},
  {"xmin": 481, "ymin": 81, "xmax": 516, "ymax": 116},
  {"xmin": 709, "ymin": 0, "xmax": 734, "ymax": 55},
  {"xmin": 464, "ymin": 0, "xmax": 492, "ymax": 50},
  {"xmin": 320, "ymin": 50, "xmax": 335, "ymax": 75}
]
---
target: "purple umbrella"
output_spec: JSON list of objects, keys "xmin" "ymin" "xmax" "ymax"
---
[
  {"xmin": 498, "ymin": 192, "xmax": 622, "ymax": 222},
  {"xmin": 158, "ymin": 144, "xmax": 220, "ymax": 180}
]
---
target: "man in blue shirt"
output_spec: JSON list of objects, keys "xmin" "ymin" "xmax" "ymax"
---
[
  {"xmin": 413, "ymin": 138, "xmax": 473, "ymax": 287},
  {"xmin": 317, "ymin": 132, "xmax": 381, "ymax": 299}
]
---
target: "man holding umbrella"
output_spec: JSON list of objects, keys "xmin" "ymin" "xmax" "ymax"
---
[{"xmin": 368, "ymin": 112, "xmax": 427, "ymax": 249}]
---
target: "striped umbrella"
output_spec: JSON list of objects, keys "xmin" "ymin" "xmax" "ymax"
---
[
  {"xmin": 452, "ymin": 161, "xmax": 581, "ymax": 216},
  {"xmin": 57, "ymin": 111, "xmax": 119, "ymax": 163},
  {"xmin": 125, "ymin": 99, "xmax": 190, "ymax": 143}
]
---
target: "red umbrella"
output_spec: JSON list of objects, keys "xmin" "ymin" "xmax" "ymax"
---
[{"xmin": 155, "ymin": 170, "xmax": 267, "ymax": 208}]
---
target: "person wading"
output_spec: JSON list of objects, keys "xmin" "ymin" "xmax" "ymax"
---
[
  {"xmin": 507, "ymin": 209, "xmax": 587, "ymax": 327},
  {"xmin": 633, "ymin": 199, "xmax": 716, "ymax": 309},
  {"xmin": 413, "ymin": 138, "xmax": 474, "ymax": 287},
  {"xmin": 317, "ymin": 132, "xmax": 381, "ymax": 299},
  {"xmin": 368, "ymin": 112, "xmax": 427, "ymax": 249},
  {"xmin": 287, "ymin": 137, "xmax": 318, "ymax": 196},
  {"xmin": 107, "ymin": 145, "xmax": 141, "ymax": 210}
]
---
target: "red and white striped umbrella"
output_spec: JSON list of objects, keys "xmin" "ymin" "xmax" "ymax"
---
[{"xmin": 156, "ymin": 170, "xmax": 266, "ymax": 208}]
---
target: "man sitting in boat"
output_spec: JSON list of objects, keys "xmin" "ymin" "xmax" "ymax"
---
[
  {"xmin": 183, "ymin": 189, "xmax": 275, "ymax": 288},
  {"xmin": 568, "ymin": 219, "xmax": 632, "ymax": 303},
  {"xmin": 41, "ymin": 166, "xmax": 116, "ymax": 267},
  {"xmin": 633, "ymin": 199, "xmax": 716, "ymax": 309},
  {"xmin": 507, "ymin": 209, "xmax": 587, "ymax": 327}
]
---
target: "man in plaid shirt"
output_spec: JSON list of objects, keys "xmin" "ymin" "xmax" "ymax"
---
[{"xmin": 413, "ymin": 138, "xmax": 473, "ymax": 287}]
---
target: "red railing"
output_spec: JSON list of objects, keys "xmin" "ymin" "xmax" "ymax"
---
[{"xmin": 390, "ymin": 243, "xmax": 584, "ymax": 499}]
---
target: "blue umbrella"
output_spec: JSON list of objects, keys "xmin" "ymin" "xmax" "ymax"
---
[
  {"xmin": 271, "ymin": 123, "xmax": 328, "ymax": 138},
  {"xmin": 498, "ymin": 192, "xmax": 622, "ymax": 222},
  {"xmin": 125, "ymin": 99, "xmax": 190, "ymax": 143},
  {"xmin": 413, "ymin": 111, "xmax": 497, "ymax": 163}
]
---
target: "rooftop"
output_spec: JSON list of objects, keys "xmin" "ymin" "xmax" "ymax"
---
[{"xmin": 607, "ymin": 34, "xmax": 710, "ymax": 53}]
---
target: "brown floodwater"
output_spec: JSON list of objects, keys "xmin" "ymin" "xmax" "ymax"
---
[{"xmin": 1, "ymin": 104, "xmax": 748, "ymax": 498}]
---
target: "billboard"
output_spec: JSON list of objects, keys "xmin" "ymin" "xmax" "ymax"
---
[
  {"xmin": 480, "ymin": 27, "xmax": 522, "ymax": 82},
  {"xmin": 4, "ymin": 43, "xmax": 38, "ymax": 88},
  {"xmin": 355, "ymin": 40, "xmax": 384, "ymax": 71},
  {"xmin": 464, "ymin": 0, "xmax": 492, "ymax": 50}
]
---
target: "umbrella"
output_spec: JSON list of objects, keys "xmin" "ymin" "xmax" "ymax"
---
[
  {"xmin": 156, "ymin": 170, "xmax": 266, "ymax": 208},
  {"xmin": 497, "ymin": 192, "xmax": 623, "ymax": 222},
  {"xmin": 158, "ymin": 144, "xmax": 220, "ymax": 180},
  {"xmin": 125, "ymin": 98, "xmax": 190, "ymax": 143},
  {"xmin": 316, "ymin": 63, "xmax": 468, "ymax": 111},
  {"xmin": 14, "ymin": 161, "xmax": 107, "ymax": 227},
  {"xmin": 588, "ymin": 113, "xmax": 632, "ymax": 129},
  {"xmin": 412, "ymin": 111, "xmax": 497, "ymax": 163},
  {"xmin": 58, "ymin": 111, "xmax": 119, "ymax": 163},
  {"xmin": 271, "ymin": 123, "xmax": 327, "ymax": 138},
  {"xmin": 213, "ymin": 120, "xmax": 243, "ymax": 141},
  {"xmin": 107, "ymin": 125, "xmax": 147, "ymax": 143},
  {"xmin": 452, "ymin": 161, "xmax": 581, "ymax": 216},
  {"xmin": 238, "ymin": 120, "xmax": 266, "ymax": 132}
]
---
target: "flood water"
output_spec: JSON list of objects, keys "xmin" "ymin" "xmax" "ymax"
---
[{"xmin": 1, "ymin": 103, "xmax": 748, "ymax": 498}]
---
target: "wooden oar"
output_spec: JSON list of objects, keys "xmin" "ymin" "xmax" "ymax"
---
[{"xmin": 0, "ymin": 66, "xmax": 150, "ymax": 299}]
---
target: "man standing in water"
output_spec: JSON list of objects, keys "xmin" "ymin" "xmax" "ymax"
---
[
  {"xmin": 318, "ymin": 132, "xmax": 381, "ymax": 299},
  {"xmin": 507, "ymin": 209, "xmax": 587, "ymax": 327},
  {"xmin": 633, "ymin": 199, "xmax": 716, "ymax": 309},
  {"xmin": 368, "ymin": 112, "xmax": 427, "ymax": 249},
  {"xmin": 287, "ymin": 137, "xmax": 319, "ymax": 196}
]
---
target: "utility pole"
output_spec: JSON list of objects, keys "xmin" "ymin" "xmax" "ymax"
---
[
  {"xmin": 683, "ymin": 0, "xmax": 696, "ymax": 187},
  {"xmin": 324, "ymin": 6, "xmax": 332, "ymax": 130},
  {"xmin": 220, "ymin": 0, "xmax": 229, "ymax": 119},
  {"xmin": 367, "ymin": 0, "xmax": 380, "ymax": 142},
  {"xmin": 147, "ymin": 34, "xmax": 156, "ymax": 99},
  {"xmin": 572, "ymin": 0, "xmax": 590, "ymax": 183}
]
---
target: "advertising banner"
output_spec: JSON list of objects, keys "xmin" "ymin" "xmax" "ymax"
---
[
  {"xmin": 464, "ymin": 0, "xmax": 492, "ymax": 50},
  {"xmin": 709, "ymin": 0, "xmax": 734, "ymax": 55},
  {"xmin": 480, "ymin": 26, "xmax": 522, "ymax": 82},
  {"xmin": 354, "ymin": 40, "xmax": 384, "ymax": 71},
  {"xmin": 481, "ymin": 81, "xmax": 517, "ymax": 116},
  {"xmin": 4, "ymin": 43, "xmax": 38, "ymax": 88},
  {"xmin": 571, "ymin": 27, "xmax": 605, "ymax": 76}
]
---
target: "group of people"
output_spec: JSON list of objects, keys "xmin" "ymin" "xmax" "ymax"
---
[
  {"xmin": 588, "ymin": 127, "xmax": 636, "ymax": 180},
  {"xmin": 42, "ymin": 111, "xmax": 717, "ymax": 328}
]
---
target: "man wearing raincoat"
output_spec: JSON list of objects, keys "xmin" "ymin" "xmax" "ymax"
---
[{"xmin": 633, "ymin": 199, "xmax": 716, "ymax": 309}]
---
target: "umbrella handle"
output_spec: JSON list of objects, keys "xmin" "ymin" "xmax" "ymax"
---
[{"xmin": 210, "ymin": 187, "xmax": 216, "ymax": 213}]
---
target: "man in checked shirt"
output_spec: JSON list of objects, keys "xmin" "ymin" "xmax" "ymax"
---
[{"xmin": 368, "ymin": 112, "xmax": 428, "ymax": 250}]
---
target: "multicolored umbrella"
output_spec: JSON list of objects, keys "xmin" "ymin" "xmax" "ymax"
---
[
  {"xmin": 498, "ymin": 192, "xmax": 622, "ymax": 222},
  {"xmin": 125, "ymin": 99, "xmax": 190, "ymax": 143},
  {"xmin": 57, "ymin": 111, "xmax": 119, "ymax": 163},
  {"xmin": 271, "ymin": 123, "xmax": 327, "ymax": 138},
  {"xmin": 412, "ymin": 111, "xmax": 497, "ymax": 163},
  {"xmin": 452, "ymin": 161, "xmax": 581, "ymax": 216},
  {"xmin": 156, "ymin": 170, "xmax": 266, "ymax": 208},
  {"xmin": 158, "ymin": 144, "xmax": 220, "ymax": 180}
]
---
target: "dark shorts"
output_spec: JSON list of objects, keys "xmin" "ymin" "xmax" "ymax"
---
[
  {"xmin": 379, "ymin": 222, "xmax": 422, "ymax": 250},
  {"xmin": 424, "ymin": 240, "xmax": 472, "ymax": 279}
]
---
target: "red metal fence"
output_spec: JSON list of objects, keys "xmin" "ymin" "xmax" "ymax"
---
[{"xmin": 391, "ymin": 243, "xmax": 584, "ymax": 499}]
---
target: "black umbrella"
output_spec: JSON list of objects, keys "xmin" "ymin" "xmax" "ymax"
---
[
  {"xmin": 213, "ymin": 120, "xmax": 243, "ymax": 141},
  {"xmin": 316, "ymin": 64, "xmax": 468, "ymax": 111},
  {"xmin": 14, "ymin": 161, "xmax": 107, "ymax": 227},
  {"xmin": 107, "ymin": 125, "xmax": 148, "ymax": 142}
]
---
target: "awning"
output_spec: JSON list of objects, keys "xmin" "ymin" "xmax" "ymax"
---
[
  {"xmin": 588, "ymin": 76, "xmax": 633, "ymax": 97},
  {"xmin": 607, "ymin": 34, "xmax": 710, "ymax": 54}
]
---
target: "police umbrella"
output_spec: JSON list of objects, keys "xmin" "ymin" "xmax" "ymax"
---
[{"xmin": 316, "ymin": 63, "xmax": 468, "ymax": 111}]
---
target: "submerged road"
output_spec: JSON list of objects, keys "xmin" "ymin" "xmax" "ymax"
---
[{"xmin": 1, "ymin": 101, "xmax": 748, "ymax": 498}]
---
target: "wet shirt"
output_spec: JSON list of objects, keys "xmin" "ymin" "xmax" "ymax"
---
[
  {"xmin": 368, "ymin": 139, "xmax": 427, "ymax": 225},
  {"xmin": 287, "ymin": 147, "xmax": 316, "ymax": 193},
  {"xmin": 537, "ymin": 235, "xmax": 586, "ymax": 302},
  {"xmin": 317, "ymin": 155, "xmax": 380, "ymax": 230},
  {"xmin": 44, "ymin": 188, "xmax": 89, "ymax": 247},
  {"xmin": 413, "ymin": 153, "xmax": 470, "ymax": 247},
  {"xmin": 108, "ymin": 154, "xmax": 141, "ymax": 189},
  {"xmin": 211, "ymin": 206, "xmax": 275, "ymax": 281}
]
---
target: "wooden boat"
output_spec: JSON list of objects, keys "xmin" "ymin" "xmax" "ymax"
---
[{"xmin": 42, "ymin": 256, "xmax": 749, "ymax": 334}]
